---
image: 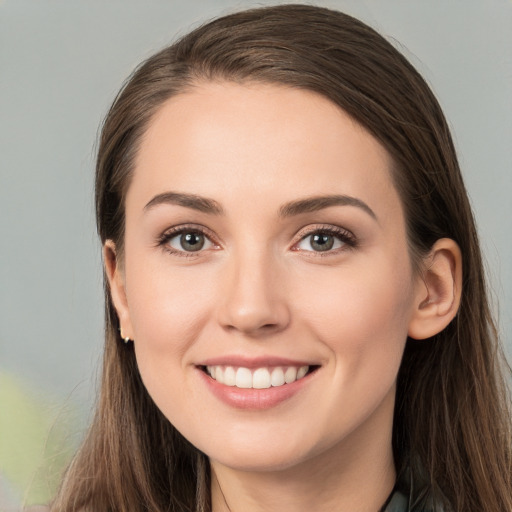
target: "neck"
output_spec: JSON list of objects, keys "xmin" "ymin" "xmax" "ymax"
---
[{"xmin": 210, "ymin": 394, "xmax": 396, "ymax": 512}]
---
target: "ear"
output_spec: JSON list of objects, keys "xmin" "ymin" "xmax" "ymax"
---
[
  {"xmin": 408, "ymin": 238, "xmax": 462, "ymax": 340},
  {"xmin": 103, "ymin": 240, "xmax": 134, "ymax": 340}
]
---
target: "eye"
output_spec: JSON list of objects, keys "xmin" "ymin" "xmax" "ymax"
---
[
  {"xmin": 165, "ymin": 230, "xmax": 215, "ymax": 253},
  {"xmin": 295, "ymin": 227, "xmax": 356, "ymax": 253}
]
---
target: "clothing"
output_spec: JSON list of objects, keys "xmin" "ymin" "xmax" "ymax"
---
[
  {"xmin": 381, "ymin": 462, "xmax": 447, "ymax": 512},
  {"xmin": 382, "ymin": 479, "xmax": 443, "ymax": 512},
  {"xmin": 384, "ymin": 491, "xmax": 409, "ymax": 511}
]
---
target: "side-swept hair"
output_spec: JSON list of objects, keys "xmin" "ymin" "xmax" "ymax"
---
[{"xmin": 52, "ymin": 5, "xmax": 511, "ymax": 511}]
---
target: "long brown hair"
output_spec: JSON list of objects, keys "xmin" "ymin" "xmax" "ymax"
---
[{"xmin": 52, "ymin": 5, "xmax": 511, "ymax": 511}]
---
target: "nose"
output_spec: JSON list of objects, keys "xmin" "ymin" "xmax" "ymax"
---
[{"xmin": 216, "ymin": 250, "xmax": 290, "ymax": 337}]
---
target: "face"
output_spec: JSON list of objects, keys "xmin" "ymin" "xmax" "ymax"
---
[{"xmin": 111, "ymin": 82, "xmax": 423, "ymax": 474}]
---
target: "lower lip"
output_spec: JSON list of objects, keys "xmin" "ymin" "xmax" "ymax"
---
[{"xmin": 198, "ymin": 368, "xmax": 315, "ymax": 410}]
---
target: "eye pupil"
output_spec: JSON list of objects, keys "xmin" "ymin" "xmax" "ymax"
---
[
  {"xmin": 180, "ymin": 232, "xmax": 205, "ymax": 251},
  {"xmin": 311, "ymin": 233, "xmax": 334, "ymax": 251}
]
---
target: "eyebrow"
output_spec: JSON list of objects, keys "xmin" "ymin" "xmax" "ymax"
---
[
  {"xmin": 279, "ymin": 194, "xmax": 377, "ymax": 220},
  {"xmin": 144, "ymin": 192, "xmax": 224, "ymax": 215},
  {"xmin": 144, "ymin": 191, "xmax": 376, "ymax": 221}
]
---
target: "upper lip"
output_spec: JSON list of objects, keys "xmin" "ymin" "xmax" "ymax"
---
[{"xmin": 196, "ymin": 355, "xmax": 318, "ymax": 369}]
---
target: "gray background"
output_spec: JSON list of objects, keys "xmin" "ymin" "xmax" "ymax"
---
[{"xmin": 1, "ymin": 0, "xmax": 511, "ymax": 441}]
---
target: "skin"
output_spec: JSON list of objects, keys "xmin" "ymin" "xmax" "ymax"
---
[{"xmin": 106, "ymin": 82, "xmax": 462, "ymax": 512}]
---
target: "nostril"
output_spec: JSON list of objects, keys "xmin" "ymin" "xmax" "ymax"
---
[
  {"xmin": 222, "ymin": 322, "xmax": 278, "ymax": 334},
  {"xmin": 217, "ymin": 294, "xmax": 291, "ymax": 335}
]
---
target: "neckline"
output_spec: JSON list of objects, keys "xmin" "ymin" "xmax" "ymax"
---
[{"xmin": 378, "ymin": 483, "xmax": 398, "ymax": 512}]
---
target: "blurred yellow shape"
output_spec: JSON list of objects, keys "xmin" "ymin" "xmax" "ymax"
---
[{"xmin": 0, "ymin": 372, "xmax": 78, "ymax": 508}]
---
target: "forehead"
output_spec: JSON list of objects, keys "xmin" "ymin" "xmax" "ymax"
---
[{"xmin": 128, "ymin": 81, "xmax": 401, "ymax": 220}]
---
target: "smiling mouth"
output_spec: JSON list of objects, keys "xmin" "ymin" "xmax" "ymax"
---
[{"xmin": 201, "ymin": 365, "xmax": 319, "ymax": 389}]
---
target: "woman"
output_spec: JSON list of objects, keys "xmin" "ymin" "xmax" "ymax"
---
[{"xmin": 52, "ymin": 4, "xmax": 511, "ymax": 511}]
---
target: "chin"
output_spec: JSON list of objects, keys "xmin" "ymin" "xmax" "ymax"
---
[
  {"xmin": 196, "ymin": 426, "xmax": 333, "ymax": 474},
  {"xmin": 209, "ymin": 448, "xmax": 311, "ymax": 473}
]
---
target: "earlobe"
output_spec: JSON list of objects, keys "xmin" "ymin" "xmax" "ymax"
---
[
  {"xmin": 103, "ymin": 240, "xmax": 134, "ymax": 340},
  {"xmin": 408, "ymin": 238, "xmax": 462, "ymax": 340}
]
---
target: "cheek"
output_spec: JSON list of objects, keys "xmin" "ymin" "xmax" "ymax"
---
[
  {"xmin": 283, "ymin": 254, "xmax": 414, "ymax": 444},
  {"xmin": 124, "ymin": 258, "xmax": 220, "ymax": 431},
  {"xmin": 292, "ymin": 253, "xmax": 414, "ymax": 377},
  {"xmin": 124, "ymin": 255, "xmax": 217, "ymax": 367}
]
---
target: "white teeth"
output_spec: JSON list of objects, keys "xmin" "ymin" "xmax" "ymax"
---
[
  {"xmin": 236, "ymin": 367, "xmax": 253, "ymax": 388},
  {"xmin": 297, "ymin": 365, "xmax": 308, "ymax": 379},
  {"xmin": 215, "ymin": 366, "xmax": 224, "ymax": 384},
  {"xmin": 270, "ymin": 367, "xmax": 285, "ymax": 387},
  {"xmin": 284, "ymin": 366, "xmax": 297, "ymax": 383},
  {"xmin": 206, "ymin": 365, "xmax": 310, "ymax": 389},
  {"xmin": 224, "ymin": 366, "xmax": 236, "ymax": 386},
  {"xmin": 253, "ymin": 368, "xmax": 271, "ymax": 389}
]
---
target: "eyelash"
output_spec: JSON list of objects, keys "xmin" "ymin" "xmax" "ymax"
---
[
  {"xmin": 292, "ymin": 225, "xmax": 357, "ymax": 256},
  {"xmin": 156, "ymin": 224, "xmax": 357, "ymax": 257}
]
